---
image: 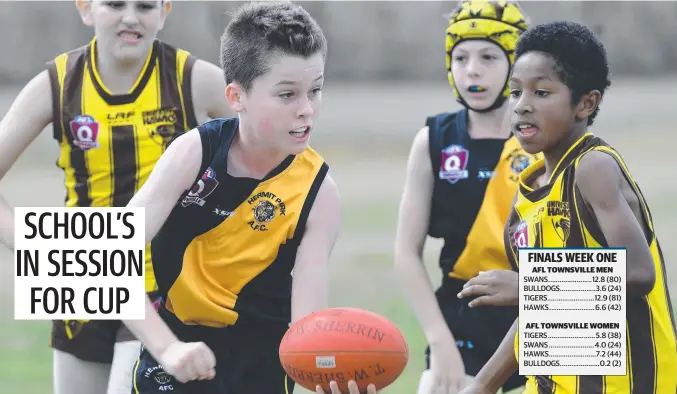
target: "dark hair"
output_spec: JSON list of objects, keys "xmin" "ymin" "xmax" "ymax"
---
[
  {"xmin": 219, "ymin": 2, "xmax": 327, "ymax": 92},
  {"xmin": 515, "ymin": 21, "xmax": 611, "ymax": 125}
]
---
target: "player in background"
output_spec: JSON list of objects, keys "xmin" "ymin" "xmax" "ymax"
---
[
  {"xmin": 459, "ymin": 20, "xmax": 677, "ymax": 394},
  {"xmin": 394, "ymin": 1, "xmax": 538, "ymax": 393},
  {"xmin": 119, "ymin": 3, "xmax": 370, "ymax": 394},
  {"xmin": 0, "ymin": 1, "xmax": 231, "ymax": 393}
]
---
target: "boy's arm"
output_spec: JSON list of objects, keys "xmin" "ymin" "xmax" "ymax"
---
[
  {"xmin": 122, "ymin": 130, "xmax": 216, "ymax": 383},
  {"xmin": 393, "ymin": 126, "xmax": 466, "ymax": 388},
  {"xmin": 290, "ymin": 172, "xmax": 340, "ymax": 322},
  {"xmin": 394, "ymin": 127, "xmax": 453, "ymax": 345},
  {"xmin": 190, "ymin": 59, "xmax": 234, "ymax": 122},
  {"xmin": 124, "ymin": 129, "xmax": 201, "ymax": 246},
  {"xmin": 575, "ymin": 151, "xmax": 656, "ymax": 298},
  {"xmin": 0, "ymin": 70, "xmax": 53, "ymax": 250}
]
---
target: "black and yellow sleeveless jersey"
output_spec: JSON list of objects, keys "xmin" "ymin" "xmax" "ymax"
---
[
  {"xmin": 427, "ymin": 109, "xmax": 540, "ymax": 281},
  {"xmin": 151, "ymin": 118, "xmax": 328, "ymax": 329},
  {"xmin": 506, "ymin": 133, "xmax": 677, "ymax": 394},
  {"xmin": 46, "ymin": 37, "xmax": 199, "ymax": 293}
]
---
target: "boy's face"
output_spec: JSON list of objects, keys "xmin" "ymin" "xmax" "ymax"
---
[
  {"xmin": 451, "ymin": 40, "xmax": 510, "ymax": 111},
  {"xmin": 236, "ymin": 53, "xmax": 325, "ymax": 155},
  {"xmin": 508, "ymin": 52, "xmax": 577, "ymax": 155},
  {"xmin": 79, "ymin": 1, "xmax": 170, "ymax": 63}
]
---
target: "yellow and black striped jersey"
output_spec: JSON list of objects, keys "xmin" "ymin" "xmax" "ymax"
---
[
  {"xmin": 47, "ymin": 37, "xmax": 200, "ymax": 292},
  {"xmin": 506, "ymin": 133, "xmax": 677, "ymax": 394}
]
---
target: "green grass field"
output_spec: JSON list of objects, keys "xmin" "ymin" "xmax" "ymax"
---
[{"xmin": 1, "ymin": 79, "xmax": 676, "ymax": 393}]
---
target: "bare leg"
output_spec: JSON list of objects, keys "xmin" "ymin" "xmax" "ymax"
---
[{"xmin": 53, "ymin": 349, "xmax": 111, "ymax": 394}]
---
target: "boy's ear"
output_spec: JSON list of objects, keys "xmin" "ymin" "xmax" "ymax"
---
[
  {"xmin": 575, "ymin": 90, "xmax": 601, "ymax": 122},
  {"xmin": 158, "ymin": 0, "xmax": 173, "ymax": 31},
  {"xmin": 225, "ymin": 82, "xmax": 245, "ymax": 113},
  {"xmin": 76, "ymin": 0, "xmax": 94, "ymax": 27}
]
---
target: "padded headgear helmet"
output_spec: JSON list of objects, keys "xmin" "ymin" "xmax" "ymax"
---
[{"xmin": 445, "ymin": 0, "xmax": 528, "ymax": 112}]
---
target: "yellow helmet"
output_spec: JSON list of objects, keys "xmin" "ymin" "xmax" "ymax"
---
[{"xmin": 445, "ymin": 0, "xmax": 528, "ymax": 111}]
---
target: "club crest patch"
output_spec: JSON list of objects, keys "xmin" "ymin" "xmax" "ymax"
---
[
  {"xmin": 181, "ymin": 167, "xmax": 219, "ymax": 207},
  {"xmin": 246, "ymin": 191, "xmax": 286, "ymax": 232},
  {"xmin": 253, "ymin": 200, "xmax": 276, "ymax": 223},
  {"xmin": 69, "ymin": 115, "xmax": 100, "ymax": 151},
  {"xmin": 439, "ymin": 144, "xmax": 469, "ymax": 183},
  {"xmin": 514, "ymin": 220, "xmax": 529, "ymax": 249},
  {"xmin": 510, "ymin": 153, "xmax": 532, "ymax": 174}
]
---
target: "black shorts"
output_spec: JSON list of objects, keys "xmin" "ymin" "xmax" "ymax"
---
[
  {"xmin": 424, "ymin": 278, "xmax": 525, "ymax": 391},
  {"xmin": 50, "ymin": 293, "xmax": 161, "ymax": 363},
  {"xmin": 132, "ymin": 304, "xmax": 294, "ymax": 394}
]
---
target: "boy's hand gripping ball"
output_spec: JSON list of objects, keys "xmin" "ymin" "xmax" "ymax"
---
[{"xmin": 279, "ymin": 307, "xmax": 409, "ymax": 393}]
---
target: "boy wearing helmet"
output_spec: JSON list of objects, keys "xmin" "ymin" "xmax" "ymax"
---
[{"xmin": 394, "ymin": 1, "xmax": 537, "ymax": 393}]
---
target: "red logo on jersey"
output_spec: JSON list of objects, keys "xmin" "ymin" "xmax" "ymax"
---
[
  {"xmin": 203, "ymin": 167, "xmax": 215, "ymax": 179},
  {"xmin": 69, "ymin": 115, "xmax": 100, "ymax": 151},
  {"xmin": 513, "ymin": 220, "xmax": 529, "ymax": 249},
  {"xmin": 439, "ymin": 145, "xmax": 469, "ymax": 184},
  {"xmin": 181, "ymin": 167, "xmax": 219, "ymax": 207}
]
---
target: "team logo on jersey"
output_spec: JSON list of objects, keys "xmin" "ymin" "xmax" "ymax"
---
[
  {"xmin": 253, "ymin": 200, "xmax": 276, "ymax": 223},
  {"xmin": 510, "ymin": 153, "xmax": 532, "ymax": 174},
  {"xmin": 143, "ymin": 108, "xmax": 179, "ymax": 146},
  {"xmin": 181, "ymin": 167, "xmax": 219, "ymax": 207},
  {"xmin": 506, "ymin": 148, "xmax": 534, "ymax": 182},
  {"xmin": 143, "ymin": 364, "xmax": 174, "ymax": 388},
  {"xmin": 247, "ymin": 191, "xmax": 286, "ymax": 232},
  {"xmin": 513, "ymin": 220, "xmax": 529, "ymax": 249},
  {"xmin": 553, "ymin": 218, "xmax": 571, "ymax": 243},
  {"xmin": 151, "ymin": 125, "xmax": 176, "ymax": 147},
  {"xmin": 69, "ymin": 115, "xmax": 100, "ymax": 151},
  {"xmin": 439, "ymin": 144, "xmax": 469, "ymax": 184},
  {"xmin": 547, "ymin": 201, "xmax": 571, "ymax": 243},
  {"xmin": 154, "ymin": 371, "xmax": 171, "ymax": 385}
]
